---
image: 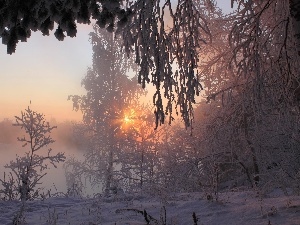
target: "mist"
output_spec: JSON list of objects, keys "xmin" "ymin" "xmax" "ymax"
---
[{"xmin": 0, "ymin": 119, "xmax": 86, "ymax": 195}]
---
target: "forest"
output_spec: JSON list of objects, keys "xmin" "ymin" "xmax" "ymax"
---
[{"xmin": 0, "ymin": 0, "xmax": 300, "ymax": 224}]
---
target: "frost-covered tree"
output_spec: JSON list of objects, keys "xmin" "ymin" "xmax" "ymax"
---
[
  {"xmin": 226, "ymin": 0, "xmax": 300, "ymax": 188},
  {"xmin": 118, "ymin": 104, "xmax": 163, "ymax": 192},
  {"xmin": 0, "ymin": 106, "xmax": 65, "ymax": 201},
  {"xmin": 68, "ymin": 25, "xmax": 144, "ymax": 193},
  {"xmin": 195, "ymin": 0, "xmax": 300, "ymax": 191},
  {"xmin": 158, "ymin": 125, "xmax": 204, "ymax": 192}
]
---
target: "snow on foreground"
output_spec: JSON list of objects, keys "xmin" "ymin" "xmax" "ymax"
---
[{"xmin": 0, "ymin": 190, "xmax": 299, "ymax": 225}]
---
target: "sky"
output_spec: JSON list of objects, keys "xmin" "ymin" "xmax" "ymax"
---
[
  {"xmin": 0, "ymin": 23, "xmax": 93, "ymax": 122},
  {"xmin": 0, "ymin": 1, "xmax": 234, "ymax": 123}
]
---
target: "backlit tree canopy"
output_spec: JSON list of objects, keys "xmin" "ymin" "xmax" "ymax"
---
[
  {"xmin": 0, "ymin": 0, "xmax": 211, "ymax": 128},
  {"xmin": 68, "ymin": 25, "xmax": 145, "ymax": 191},
  {"xmin": 0, "ymin": 0, "xmax": 300, "ymax": 128}
]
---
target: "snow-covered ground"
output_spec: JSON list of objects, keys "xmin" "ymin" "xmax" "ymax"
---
[{"xmin": 1, "ymin": 189, "xmax": 299, "ymax": 225}]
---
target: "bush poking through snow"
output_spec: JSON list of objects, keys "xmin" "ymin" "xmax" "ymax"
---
[
  {"xmin": 116, "ymin": 208, "xmax": 159, "ymax": 224},
  {"xmin": 192, "ymin": 212, "xmax": 198, "ymax": 225},
  {"xmin": 0, "ymin": 171, "xmax": 19, "ymax": 200},
  {"xmin": 0, "ymin": 106, "xmax": 65, "ymax": 201}
]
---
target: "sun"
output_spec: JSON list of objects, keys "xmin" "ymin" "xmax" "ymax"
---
[
  {"xmin": 121, "ymin": 109, "xmax": 137, "ymax": 130},
  {"xmin": 123, "ymin": 115, "xmax": 133, "ymax": 124}
]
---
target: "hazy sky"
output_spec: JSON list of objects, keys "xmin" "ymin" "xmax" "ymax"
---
[
  {"xmin": 0, "ymin": 23, "xmax": 93, "ymax": 122},
  {"xmin": 0, "ymin": 1, "xmax": 234, "ymax": 122}
]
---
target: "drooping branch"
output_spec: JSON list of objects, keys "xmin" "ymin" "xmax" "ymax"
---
[
  {"xmin": 0, "ymin": 0, "xmax": 128, "ymax": 54},
  {"xmin": 121, "ymin": 0, "xmax": 210, "ymax": 128},
  {"xmin": 0, "ymin": 0, "xmax": 210, "ymax": 128}
]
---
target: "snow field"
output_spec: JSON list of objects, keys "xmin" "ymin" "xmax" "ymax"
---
[{"xmin": 0, "ymin": 190, "xmax": 299, "ymax": 225}]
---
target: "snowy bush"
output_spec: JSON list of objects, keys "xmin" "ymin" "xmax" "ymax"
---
[
  {"xmin": 0, "ymin": 106, "xmax": 65, "ymax": 201},
  {"xmin": 63, "ymin": 156, "xmax": 85, "ymax": 197}
]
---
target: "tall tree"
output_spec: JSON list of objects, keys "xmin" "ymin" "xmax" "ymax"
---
[
  {"xmin": 69, "ymin": 25, "xmax": 144, "ymax": 192},
  {"xmin": 197, "ymin": 0, "xmax": 300, "ymax": 188}
]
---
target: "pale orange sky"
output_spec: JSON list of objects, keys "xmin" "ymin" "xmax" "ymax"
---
[{"xmin": 0, "ymin": 24, "xmax": 93, "ymax": 122}]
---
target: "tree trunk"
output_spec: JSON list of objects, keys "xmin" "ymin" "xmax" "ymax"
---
[
  {"xmin": 105, "ymin": 149, "xmax": 114, "ymax": 194},
  {"xmin": 244, "ymin": 114, "xmax": 260, "ymax": 186}
]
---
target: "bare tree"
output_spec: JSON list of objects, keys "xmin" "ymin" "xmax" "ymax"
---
[{"xmin": 0, "ymin": 106, "xmax": 65, "ymax": 201}]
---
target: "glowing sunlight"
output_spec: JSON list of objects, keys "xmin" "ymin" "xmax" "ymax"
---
[{"xmin": 121, "ymin": 109, "xmax": 136, "ymax": 129}]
